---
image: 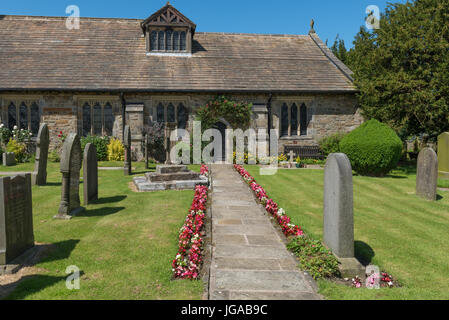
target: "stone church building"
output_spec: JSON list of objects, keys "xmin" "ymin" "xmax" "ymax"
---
[{"xmin": 0, "ymin": 3, "xmax": 362, "ymax": 160}]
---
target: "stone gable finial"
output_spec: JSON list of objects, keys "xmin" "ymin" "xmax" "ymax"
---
[{"xmin": 309, "ymin": 19, "xmax": 316, "ymax": 34}]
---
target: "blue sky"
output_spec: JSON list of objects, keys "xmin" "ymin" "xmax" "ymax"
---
[{"xmin": 0, "ymin": 0, "xmax": 407, "ymax": 48}]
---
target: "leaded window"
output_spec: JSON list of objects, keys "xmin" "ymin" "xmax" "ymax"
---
[
  {"xmin": 8, "ymin": 103, "xmax": 16, "ymax": 130},
  {"xmin": 177, "ymin": 103, "xmax": 187, "ymax": 129},
  {"xmin": 82, "ymin": 102, "xmax": 115, "ymax": 136},
  {"xmin": 281, "ymin": 103, "xmax": 289, "ymax": 137},
  {"xmin": 6, "ymin": 101, "xmax": 40, "ymax": 133},
  {"xmin": 280, "ymin": 102, "xmax": 308, "ymax": 137},
  {"xmin": 149, "ymin": 29, "xmax": 188, "ymax": 52}
]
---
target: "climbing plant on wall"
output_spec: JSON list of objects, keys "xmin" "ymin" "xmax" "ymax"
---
[{"xmin": 196, "ymin": 95, "xmax": 252, "ymax": 131}]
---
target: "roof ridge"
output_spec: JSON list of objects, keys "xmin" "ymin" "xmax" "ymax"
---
[
  {"xmin": 0, "ymin": 15, "xmax": 143, "ymax": 22},
  {"xmin": 309, "ymin": 32, "xmax": 354, "ymax": 82},
  {"xmin": 195, "ymin": 31, "xmax": 309, "ymax": 37}
]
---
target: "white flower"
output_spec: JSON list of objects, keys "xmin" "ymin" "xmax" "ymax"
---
[
  {"xmin": 0, "ymin": 124, "xmax": 3, "ymax": 128},
  {"xmin": 13, "ymin": 125, "xmax": 18, "ymax": 130}
]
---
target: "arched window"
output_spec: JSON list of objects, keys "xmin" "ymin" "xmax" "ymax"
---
[
  {"xmin": 82, "ymin": 103, "xmax": 91, "ymax": 136},
  {"xmin": 19, "ymin": 103, "xmax": 28, "ymax": 130},
  {"xmin": 93, "ymin": 104, "xmax": 102, "ymax": 135},
  {"xmin": 300, "ymin": 103, "xmax": 308, "ymax": 136},
  {"xmin": 167, "ymin": 103, "xmax": 175, "ymax": 122},
  {"xmin": 8, "ymin": 103, "xmax": 16, "ymax": 130},
  {"xmin": 177, "ymin": 103, "xmax": 187, "ymax": 129},
  {"xmin": 180, "ymin": 31, "xmax": 186, "ymax": 51},
  {"xmin": 158, "ymin": 31, "xmax": 165, "ymax": 51},
  {"xmin": 281, "ymin": 103, "xmax": 289, "ymax": 137},
  {"xmin": 156, "ymin": 103, "xmax": 165, "ymax": 123},
  {"xmin": 150, "ymin": 31, "xmax": 157, "ymax": 51},
  {"xmin": 30, "ymin": 103, "xmax": 40, "ymax": 135},
  {"xmin": 166, "ymin": 30, "xmax": 173, "ymax": 51},
  {"xmin": 103, "ymin": 103, "xmax": 114, "ymax": 136},
  {"xmin": 173, "ymin": 31, "xmax": 179, "ymax": 50},
  {"xmin": 291, "ymin": 103, "xmax": 298, "ymax": 136}
]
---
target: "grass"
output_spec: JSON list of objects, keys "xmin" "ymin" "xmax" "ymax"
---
[
  {"xmin": 1, "ymin": 161, "xmax": 204, "ymax": 300},
  {"xmin": 245, "ymin": 165, "xmax": 449, "ymax": 300}
]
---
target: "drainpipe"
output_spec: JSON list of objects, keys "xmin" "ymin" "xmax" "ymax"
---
[
  {"xmin": 120, "ymin": 92, "xmax": 126, "ymax": 138},
  {"xmin": 267, "ymin": 93, "xmax": 273, "ymax": 151}
]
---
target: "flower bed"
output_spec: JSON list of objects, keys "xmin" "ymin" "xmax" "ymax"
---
[
  {"xmin": 234, "ymin": 164, "xmax": 340, "ymax": 279},
  {"xmin": 172, "ymin": 165, "xmax": 209, "ymax": 279},
  {"xmin": 234, "ymin": 165, "xmax": 303, "ymax": 237}
]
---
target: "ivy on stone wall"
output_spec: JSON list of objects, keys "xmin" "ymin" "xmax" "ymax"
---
[{"xmin": 195, "ymin": 95, "xmax": 252, "ymax": 131}]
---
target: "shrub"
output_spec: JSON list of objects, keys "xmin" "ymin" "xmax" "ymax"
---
[
  {"xmin": 339, "ymin": 119, "xmax": 402, "ymax": 176},
  {"xmin": 319, "ymin": 132, "xmax": 346, "ymax": 157},
  {"xmin": 81, "ymin": 135, "xmax": 110, "ymax": 161},
  {"xmin": 6, "ymin": 139, "xmax": 28, "ymax": 163},
  {"xmin": 48, "ymin": 150, "xmax": 61, "ymax": 162},
  {"xmin": 287, "ymin": 236, "xmax": 340, "ymax": 280},
  {"xmin": 107, "ymin": 138, "xmax": 124, "ymax": 161}
]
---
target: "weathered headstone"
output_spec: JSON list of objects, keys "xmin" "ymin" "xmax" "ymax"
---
[
  {"xmin": 416, "ymin": 147, "xmax": 438, "ymax": 201},
  {"xmin": 83, "ymin": 143, "xmax": 98, "ymax": 205},
  {"xmin": 124, "ymin": 125, "xmax": 131, "ymax": 176},
  {"xmin": 438, "ymin": 132, "xmax": 449, "ymax": 179},
  {"xmin": 55, "ymin": 133, "xmax": 84, "ymax": 219},
  {"xmin": 32, "ymin": 123, "xmax": 50, "ymax": 185},
  {"xmin": 0, "ymin": 174, "xmax": 34, "ymax": 267},
  {"xmin": 289, "ymin": 150, "xmax": 294, "ymax": 162},
  {"xmin": 145, "ymin": 134, "xmax": 149, "ymax": 169},
  {"xmin": 2, "ymin": 152, "xmax": 15, "ymax": 166},
  {"xmin": 323, "ymin": 153, "xmax": 363, "ymax": 277}
]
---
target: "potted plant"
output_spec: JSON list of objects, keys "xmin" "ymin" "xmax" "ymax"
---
[{"xmin": 295, "ymin": 156, "xmax": 302, "ymax": 168}]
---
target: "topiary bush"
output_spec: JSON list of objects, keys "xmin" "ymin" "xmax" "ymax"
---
[
  {"xmin": 339, "ymin": 119, "xmax": 402, "ymax": 176},
  {"xmin": 81, "ymin": 135, "xmax": 110, "ymax": 161}
]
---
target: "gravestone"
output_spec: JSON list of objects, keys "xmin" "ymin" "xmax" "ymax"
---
[
  {"xmin": 145, "ymin": 134, "xmax": 149, "ymax": 169},
  {"xmin": 438, "ymin": 132, "xmax": 449, "ymax": 179},
  {"xmin": 416, "ymin": 147, "xmax": 438, "ymax": 201},
  {"xmin": 83, "ymin": 143, "xmax": 98, "ymax": 205},
  {"xmin": 2, "ymin": 152, "xmax": 15, "ymax": 166},
  {"xmin": 55, "ymin": 133, "xmax": 84, "ymax": 219},
  {"xmin": 323, "ymin": 153, "xmax": 363, "ymax": 277},
  {"xmin": 289, "ymin": 150, "xmax": 294, "ymax": 162},
  {"xmin": 0, "ymin": 174, "xmax": 34, "ymax": 266},
  {"xmin": 32, "ymin": 123, "xmax": 50, "ymax": 185},
  {"xmin": 123, "ymin": 125, "xmax": 131, "ymax": 175}
]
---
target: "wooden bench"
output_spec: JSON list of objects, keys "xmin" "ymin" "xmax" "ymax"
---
[{"xmin": 284, "ymin": 145, "xmax": 324, "ymax": 160}]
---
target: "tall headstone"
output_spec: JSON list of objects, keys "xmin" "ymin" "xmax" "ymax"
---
[
  {"xmin": 55, "ymin": 133, "xmax": 84, "ymax": 219},
  {"xmin": 323, "ymin": 153, "xmax": 363, "ymax": 277},
  {"xmin": 0, "ymin": 174, "xmax": 34, "ymax": 266},
  {"xmin": 416, "ymin": 147, "xmax": 438, "ymax": 201},
  {"xmin": 83, "ymin": 143, "xmax": 98, "ymax": 205},
  {"xmin": 438, "ymin": 132, "xmax": 449, "ymax": 179},
  {"xmin": 164, "ymin": 123, "xmax": 176, "ymax": 164},
  {"xmin": 123, "ymin": 125, "xmax": 131, "ymax": 175},
  {"xmin": 32, "ymin": 123, "xmax": 50, "ymax": 186},
  {"xmin": 145, "ymin": 134, "xmax": 149, "ymax": 169}
]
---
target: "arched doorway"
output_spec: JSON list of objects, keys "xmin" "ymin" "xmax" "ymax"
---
[{"xmin": 212, "ymin": 121, "xmax": 227, "ymax": 162}]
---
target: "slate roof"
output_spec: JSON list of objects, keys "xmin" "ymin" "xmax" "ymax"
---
[{"xmin": 0, "ymin": 15, "xmax": 356, "ymax": 93}]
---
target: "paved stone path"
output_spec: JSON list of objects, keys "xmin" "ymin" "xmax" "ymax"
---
[{"xmin": 208, "ymin": 164, "xmax": 321, "ymax": 300}]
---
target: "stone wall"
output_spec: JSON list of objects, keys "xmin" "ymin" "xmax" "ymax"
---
[{"xmin": 1, "ymin": 91, "xmax": 363, "ymax": 159}]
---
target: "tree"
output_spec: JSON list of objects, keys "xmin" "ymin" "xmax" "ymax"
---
[
  {"xmin": 349, "ymin": 0, "xmax": 449, "ymax": 140},
  {"xmin": 330, "ymin": 34, "xmax": 349, "ymax": 65}
]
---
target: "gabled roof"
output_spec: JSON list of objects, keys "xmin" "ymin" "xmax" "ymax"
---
[
  {"xmin": 0, "ymin": 15, "xmax": 356, "ymax": 93},
  {"xmin": 141, "ymin": 2, "xmax": 196, "ymax": 33}
]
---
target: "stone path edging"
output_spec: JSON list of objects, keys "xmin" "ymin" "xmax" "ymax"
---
[{"xmin": 208, "ymin": 164, "xmax": 321, "ymax": 300}]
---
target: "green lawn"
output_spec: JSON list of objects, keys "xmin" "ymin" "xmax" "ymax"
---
[
  {"xmin": 245, "ymin": 165, "xmax": 449, "ymax": 300},
  {"xmin": 1, "ymin": 161, "xmax": 204, "ymax": 300}
]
